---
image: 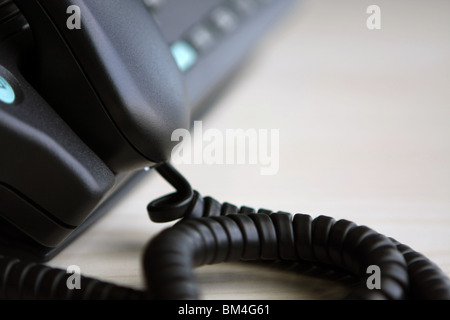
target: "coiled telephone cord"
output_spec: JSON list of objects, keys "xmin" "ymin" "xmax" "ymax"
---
[{"xmin": 1, "ymin": 162, "xmax": 450, "ymax": 300}]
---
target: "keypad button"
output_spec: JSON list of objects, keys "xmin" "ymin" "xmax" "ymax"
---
[
  {"xmin": 170, "ymin": 41, "xmax": 198, "ymax": 72},
  {"xmin": 210, "ymin": 7, "xmax": 239, "ymax": 34},
  {"xmin": 187, "ymin": 25, "xmax": 215, "ymax": 52},
  {"xmin": 0, "ymin": 75, "xmax": 15, "ymax": 104},
  {"xmin": 232, "ymin": 0, "xmax": 258, "ymax": 16}
]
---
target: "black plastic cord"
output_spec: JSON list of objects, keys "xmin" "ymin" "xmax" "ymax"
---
[
  {"xmin": 144, "ymin": 207, "xmax": 450, "ymax": 300},
  {"xmin": 0, "ymin": 256, "xmax": 144, "ymax": 299},
  {"xmin": 1, "ymin": 162, "xmax": 450, "ymax": 300},
  {"xmin": 144, "ymin": 163, "xmax": 450, "ymax": 300}
]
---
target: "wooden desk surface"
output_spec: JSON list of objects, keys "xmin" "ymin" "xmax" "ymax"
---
[{"xmin": 48, "ymin": 0, "xmax": 450, "ymax": 299}]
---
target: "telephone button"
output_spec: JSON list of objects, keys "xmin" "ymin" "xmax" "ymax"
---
[
  {"xmin": 0, "ymin": 75, "xmax": 15, "ymax": 104},
  {"xmin": 170, "ymin": 41, "xmax": 198, "ymax": 72},
  {"xmin": 232, "ymin": 0, "xmax": 258, "ymax": 16},
  {"xmin": 187, "ymin": 25, "xmax": 215, "ymax": 52},
  {"xmin": 210, "ymin": 7, "xmax": 239, "ymax": 34}
]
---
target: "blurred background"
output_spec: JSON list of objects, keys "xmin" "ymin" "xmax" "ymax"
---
[{"xmin": 50, "ymin": 0, "xmax": 450, "ymax": 299}]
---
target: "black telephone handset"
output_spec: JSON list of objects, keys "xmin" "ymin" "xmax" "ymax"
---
[
  {"xmin": 0, "ymin": 0, "xmax": 302, "ymax": 258},
  {"xmin": 0, "ymin": 0, "xmax": 188, "ymax": 255},
  {"xmin": 1, "ymin": 0, "xmax": 449, "ymax": 300},
  {"xmin": 14, "ymin": 0, "xmax": 189, "ymax": 171}
]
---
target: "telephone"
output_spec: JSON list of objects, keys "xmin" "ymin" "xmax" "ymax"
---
[
  {"xmin": 0, "ymin": 0, "xmax": 449, "ymax": 300},
  {"xmin": 0, "ymin": 0, "xmax": 294, "ymax": 259}
]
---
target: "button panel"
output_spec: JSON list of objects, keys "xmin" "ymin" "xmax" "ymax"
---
[{"xmin": 154, "ymin": 0, "xmax": 275, "ymax": 72}]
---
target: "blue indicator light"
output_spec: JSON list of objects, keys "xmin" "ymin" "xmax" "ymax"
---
[
  {"xmin": 0, "ymin": 76, "xmax": 15, "ymax": 104},
  {"xmin": 170, "ymin": 41, "xmax": 198, "ymax": 72}
]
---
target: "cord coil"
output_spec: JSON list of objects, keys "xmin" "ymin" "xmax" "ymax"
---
[
  {"xmin": 0, "ymin": 255, "xmax": 144, "ymax": 300},
  {"xmin": 145, "ymin": 163, "xmax": 450, "ymax": 300},
  {"xmin": 1, "ymin": 162, "xmax": 450, "ymax": 300},
  {"xmin": 145, "ymin": 198, "xmax": 450, "ymax": 300}
]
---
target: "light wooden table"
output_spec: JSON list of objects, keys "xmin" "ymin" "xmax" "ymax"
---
[{"xmin": 48, "ymin": 0, "xmax": 450, "ymax": 299}]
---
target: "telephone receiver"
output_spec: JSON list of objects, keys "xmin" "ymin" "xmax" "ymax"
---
[
  {"xmin": 0, "ymin": 0, "xmax": 297, "ymax": 259},
  {"xmin": 13, "ymin": 0, "xmax": 189, "ymax": 170},
  {"xmin": 2, "ymin": 0, "xmax": 450, "ymax": 301},
  {"xmin": 0, "ymin": 0, "xmax": 191, "ymax": 259}
]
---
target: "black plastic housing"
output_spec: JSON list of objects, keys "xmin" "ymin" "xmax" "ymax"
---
[
  {"xmin": 13, "ymin": 0, "xmax": 189, "ymax": 172},
  {"xmin": 0, "ymin": 30, "xmax": 116, "ymax": 253},
  {"xmin": 0, "ymin": 0, "xmax": 296, "ymax": 261}
]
